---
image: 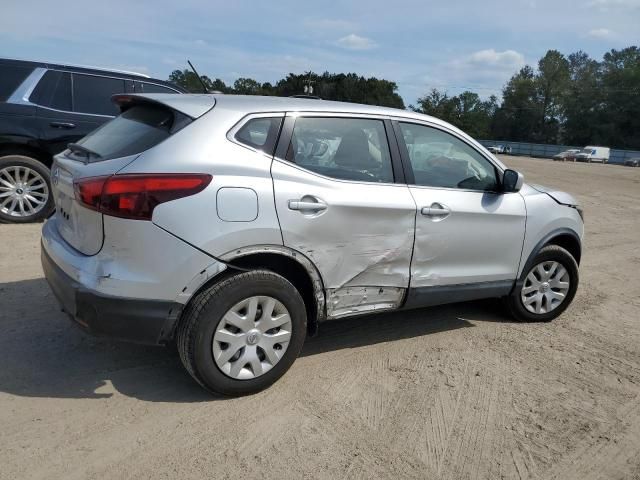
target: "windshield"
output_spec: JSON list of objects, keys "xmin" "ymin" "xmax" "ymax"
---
[{"xmin": 69, "ymin": 104, "xmax": 191, "ymax": 162}]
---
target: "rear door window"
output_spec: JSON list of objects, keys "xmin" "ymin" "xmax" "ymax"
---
[
  {"xmin": 29, "ymin": 70, "xmax": 72, "ymax": 111},
  {"xmin": 72, "ymin": 74, "xmax": 125, "ymax": 116},
  {"xmin": 0, "ymin": 64, "xmax": 34, "ymax": 101},
  {"xmin": 68, "ymin": 104, "xmax": 191, "ymax": 162},
  {"xmin": 286, "ymin": 117, "xmax": 394, "ymax": 183}
]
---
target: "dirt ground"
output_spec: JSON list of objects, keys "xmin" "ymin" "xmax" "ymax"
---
[{"xmin": 1, "ymin": 156, "xmax": 639, "ymax": 480}]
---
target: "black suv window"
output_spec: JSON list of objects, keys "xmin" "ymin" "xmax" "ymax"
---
[
  {"xmin": 135, "ymin": 82, "xmax": 177, "ymax": 94},
  {"xmin": 235, "ymin": 117, "xmax": 282, "ymax": 153},
  {"xmin": 73, "ymin": 74, "xmax": 125, "ymax": 116},
  {"xmin": 0, "ymin": 64, "xmax": 34, "ymax": 101},
  {"xmin": 287, "ymin": 117, "xmax": 394, "ymax": 183},
  {"xmin": 29, "ymin": 70, "xmax": 72, "ymax": 111}
]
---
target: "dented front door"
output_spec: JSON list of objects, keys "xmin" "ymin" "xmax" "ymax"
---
[{"xmin": 271, "ymin": 114, "xmax": 416, "ymax": 318}]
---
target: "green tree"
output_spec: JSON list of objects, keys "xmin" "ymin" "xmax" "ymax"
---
[
  {"xmin": 492, "ymin": 66, "xmax": 539, "ymax": 141},
  {"xmin": 599, "ymin": 47, "xmax": 640, "ymax": 149},
  {"xmin": 534, "ymin": 50, "xmax": 570, "ymax": 143},
  {"xmin": 168, "ymin": 69, "xmax": 215, "ymax": 93},
  {"xmin": 412, "ymin": 89, "xmax": 496, "ymax": 138},
  {"xmin": 233, "ymin": 77, "xmax": 262, "ymax": 95},
  {"xmin": 561, "ymin": 51, "xmax": 601, "ymax": 146}
]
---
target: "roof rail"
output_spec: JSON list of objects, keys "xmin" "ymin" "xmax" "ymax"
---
[{"xmin": 0, "ymin": 57, "xmax": 151, "ymax": 78}]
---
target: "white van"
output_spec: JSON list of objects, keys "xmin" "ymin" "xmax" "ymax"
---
[{"xmin": 576, "ymin": 146, "xmax": 610, "ymax": 163}]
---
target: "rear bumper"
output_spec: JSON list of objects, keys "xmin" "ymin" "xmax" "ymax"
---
[
  {"xmin": 42, "ymin": 243, "xmax": 182, "ymax": 345},
  {"xmin": 40, "ymin": 214, "xmax": 226, "ymax": 343}
]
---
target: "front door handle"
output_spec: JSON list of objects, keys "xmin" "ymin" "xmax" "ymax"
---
[
  {"xmin": 288, "ymin": 199, "xmax": 327, "ymax": 212},
  {"xmin": 50, "ymin": 122, "xmax": 76, "ymax": 129},
  {"xmin": 421, "ymin": 203, "xmax": 451, "ymax": 218}
]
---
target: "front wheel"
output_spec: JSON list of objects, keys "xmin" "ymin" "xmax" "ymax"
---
[
  {"xmin": 177, "ymin": 270, "xmax": 307, "ymax": 396},
  {"xmin": 505, "ymin": 245, "xmax": 579, "ymax": 322},
  {"xmin": 0, "ymin": 155, "xmax": 54, "ymax": 223}
]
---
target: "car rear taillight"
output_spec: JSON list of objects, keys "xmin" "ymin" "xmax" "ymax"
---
[{"xmin": 74, "ymin": 174, "xmax": 212, "ymax": 220}]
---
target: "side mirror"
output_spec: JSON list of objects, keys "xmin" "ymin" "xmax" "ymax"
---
[{"xmin": 502, "ymin": 169, "xmax": 524, "ymax": 193}]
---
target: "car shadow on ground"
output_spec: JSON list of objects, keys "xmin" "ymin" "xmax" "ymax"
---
[{"xmin": 0, "ymin": 277, "xmax": 511, "ymax": 403}]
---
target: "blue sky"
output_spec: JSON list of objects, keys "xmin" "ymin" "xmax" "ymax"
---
[{"xmin": 2, "ymin": 0, "xmax": 638, "ymax": 105}]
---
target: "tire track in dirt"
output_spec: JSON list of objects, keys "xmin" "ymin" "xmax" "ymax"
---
[{"xmin": 544, "ymin": 395, "xmax": 640, "ymax": 479}]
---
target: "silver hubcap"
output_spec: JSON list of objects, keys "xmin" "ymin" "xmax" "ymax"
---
[
  {"xmin": 212, "ymin": 296, "xmax": 293, "ymax": 380},
  {"xmin": 521, "ymin": 261, "xmax": 571, "ymax": 314},
  {"xmin": 0, "ymin": 166, "xmax": 49, "ymax": 218}
]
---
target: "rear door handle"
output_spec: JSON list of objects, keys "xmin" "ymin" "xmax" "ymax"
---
[
  {"xmin": 288, "ymin": 199, "xmax": 327, "ymax": 212},
  {"xmin": 421, "ymin": 203, "xmax": 451, "ymax": 218},
  {"xmin": 50, "ymin": 122, "xmax": 76, "ymax": 129}
]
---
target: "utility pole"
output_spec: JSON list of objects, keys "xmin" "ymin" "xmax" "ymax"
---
[{"xmin": 303, "ymin": 71, "xmax": 315, "ymax": 96}]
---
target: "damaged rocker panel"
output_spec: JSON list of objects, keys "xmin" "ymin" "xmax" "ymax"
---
[{"xmin": 326, "ymin": 286, "xmax": 406, "ymax": 319}]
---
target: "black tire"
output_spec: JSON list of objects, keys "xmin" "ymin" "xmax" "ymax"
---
[
  {"xmin": 0, "ymin": 155, "xmax": 54, "ymax": 223},
  {"xmin": 176, "ymin": 270, "xmax": 307, "ymax": 396},
  {"xmin": 504, "ymin": 245, "xmax": 579, "ymax": 322}
]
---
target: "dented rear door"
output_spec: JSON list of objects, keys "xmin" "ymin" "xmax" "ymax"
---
[{"xmin": 271, "ymin": 114, "xmax": 416, "ymax": 318}]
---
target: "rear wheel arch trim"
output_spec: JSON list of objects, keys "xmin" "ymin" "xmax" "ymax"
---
[{"xmin": 219, "ymin": 245, "xmax": 326, "ymax": 324}]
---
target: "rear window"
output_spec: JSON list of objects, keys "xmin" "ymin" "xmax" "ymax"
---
[
  {"xmin": 69, "ymin": 104, "xmax": 191, "ymax": 162},
  {"xmin": 30, "ymin": 70, "xmax": 72, "ymax": 111},
  {"xmin": 0, "ymin": 64, "xmax": 34, "ymax": 101},
  {"xmin": 235, "ymin": 117, "xmax": 282, "ymax": 153},
  {"xmin": 73, "ymin": 74, "xmax": 125, "ymax": 116}
]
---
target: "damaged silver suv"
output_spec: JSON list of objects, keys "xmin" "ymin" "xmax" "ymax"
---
[{"xmin": 41, "ymin": 94, "xmax": 584, "ymax": 395}]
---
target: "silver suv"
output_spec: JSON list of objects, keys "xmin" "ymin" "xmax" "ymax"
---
[{"xmin": 41, "ymin": 94, "xmax": 584, "ymax": 395}]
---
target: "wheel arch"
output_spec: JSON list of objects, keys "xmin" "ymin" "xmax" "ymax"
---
[
  {"xmin": 520, "ymin": 228, "xmax": 582, "ymax": 277},
  {"xmin": 181, "ymin": 246, "xmax": 326, "ymax": 338},
  {"xmin": 0, "ymin": 142, "xmax": 53, "ymax": 168}
]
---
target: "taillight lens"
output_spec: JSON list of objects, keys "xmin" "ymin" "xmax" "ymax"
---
[{"xmin": 74, "ymin": 174, "xmax": 212, "ymax": 220}]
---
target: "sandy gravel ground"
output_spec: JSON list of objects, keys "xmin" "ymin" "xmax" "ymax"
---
[{"xmin": 1, "ymin": 156, "xmax": 639, "ymax": 480}]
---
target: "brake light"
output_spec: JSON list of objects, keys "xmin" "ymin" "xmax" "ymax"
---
[{"xmin": 74, "ymin": 174, "xmax": 212, "ymax": 220}]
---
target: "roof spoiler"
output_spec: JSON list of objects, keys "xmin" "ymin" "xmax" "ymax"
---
[{"xmin": 112, "ymin": 93, "xmax": 216, "ymax": 119}]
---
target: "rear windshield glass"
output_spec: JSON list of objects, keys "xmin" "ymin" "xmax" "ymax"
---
[{"xmin": 70, "ymin": 104, "xmax": 191, "ymax": 162}]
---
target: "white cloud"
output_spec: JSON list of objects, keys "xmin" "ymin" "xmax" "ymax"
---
[
  {"xmin": 588, "ymin": 28, "xmax": 613, "ymax": 38},
  {"xmin": 467, "ymin": 49, "xmax": 526, "ymax": 69},
  {"xmin": 336, "ymin": 33, "xmax": 377, "ymax": 50}
]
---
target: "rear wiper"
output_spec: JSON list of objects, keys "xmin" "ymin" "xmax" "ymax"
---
[{"xmin": 67, "ymin": 143, "xmax": 102, "ymax": 161}]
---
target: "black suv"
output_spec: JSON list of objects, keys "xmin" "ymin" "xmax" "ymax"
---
[{"xmin": 0, "ymin": 58, "xmax": 185, "ymax": 223}]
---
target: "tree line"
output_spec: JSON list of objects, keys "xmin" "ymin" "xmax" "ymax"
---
[
  {"xmin": 168, "ymin": 46, "xmax": 640, "ymax": 149},
  {"xmin": 168, "ymin": 70, "xmax": 405, "ymax": 109}
]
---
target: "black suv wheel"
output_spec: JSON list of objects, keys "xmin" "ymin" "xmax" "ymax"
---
[{"xmin": 0, "ymin": 155, "xmax": 54, "ymax": 223}]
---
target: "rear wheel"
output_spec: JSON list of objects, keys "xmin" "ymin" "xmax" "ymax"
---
[
  {"xmin": 177, "ymin": 270, "xmax": 307, "ymax": 396},
  {"xmin": 0, "ymin": 155, "xmax": 54, "ymax": 223},
  {"xmin": 505, "ymin": 245, "xmax": 579, "ymax": 322}
]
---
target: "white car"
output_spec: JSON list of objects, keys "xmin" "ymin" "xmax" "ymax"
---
[{"xmin": 41, "ymin": 94, "xmax": 584, "ymax": 395}]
